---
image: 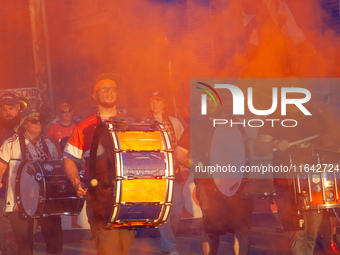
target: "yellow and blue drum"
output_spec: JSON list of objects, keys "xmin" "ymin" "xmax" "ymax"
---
[{"xmin": 88, "ymin": 119, "xmax": 174, "ymax": 228}]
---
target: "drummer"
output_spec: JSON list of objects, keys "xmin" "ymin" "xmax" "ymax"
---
[
  {"xmin": 254, "ymin": 81, "xmax": 325, "ymax": 254},
  {"xmin": 188, "ymin": 93, "xmax": 254, "ymax": 255},
  {"xmin": 63, "ymin": 73, "xmax": 136, "ymax": 255},
  {"xmin": 0, "ymin": 107, "xmax": 63, "ymax": 255}
]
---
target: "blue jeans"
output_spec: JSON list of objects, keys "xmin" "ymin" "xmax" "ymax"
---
[
  {"xmin": 158, "ymin": 181, "xmax": 185, "ymax": 252},
  {"xmin": 275, "ymin": 185, "xmax": 323, "ymax": 255},
  {"xmin": 285, "ymin": 211, "xmax": 323, "ymax": 255}
]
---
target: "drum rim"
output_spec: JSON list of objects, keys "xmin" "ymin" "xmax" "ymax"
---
[{"xmin": 16, "ymin": 161, "xmax": 44, "ymax": 218}]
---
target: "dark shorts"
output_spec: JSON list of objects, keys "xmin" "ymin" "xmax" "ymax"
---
[{"xmin": 196, "ymin": 180, "xmax": 254, "ymax": 235}]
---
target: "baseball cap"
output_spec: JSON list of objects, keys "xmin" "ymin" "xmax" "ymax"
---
[
  {"xmin": 149, "ymin": 91, "xmax": 165, "ymax": 101},
  {"xmin": 15, "ymin": 107, "xmax": 40, "ymax": 132},
  {"xmin": 59, "ymin": 103, "xmax": 72, "ymax": 111},
  {"xmin": 0, "ymin": 92, "xmax": 19, "ymax": 106},
  {"xmin": 93, "ymin": 73, "xmax": 119, "ymax": 94}
]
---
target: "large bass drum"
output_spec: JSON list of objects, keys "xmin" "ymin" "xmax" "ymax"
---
[
  {"xmin": 16, "ymin": 160, "xmax": 84, "ymax": 218},
  {"xmin": 88, "ymin": 119, "xmax": 174, "ymax": 228},
  {"xmin": 210, "ymin": 124, "xmax": 274, "ymax": 198}
]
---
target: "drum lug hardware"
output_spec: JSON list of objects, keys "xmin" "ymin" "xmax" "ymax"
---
[
  {"xmin": 165, "ymin": 202, "xmax": 172, "ymax": 206},
  {"xmin": 36, "ymin": 173, "xmax": 43, "ymax": 181},
  {"xmin": 152, "ymin": 202, "xmax": 160, "ymax": 206},
  {"xmin": 116, "ymin": 176, "xmax": 124, "ymax": 181},
  {"xmin": 127, "ymin": 176, "xmax": 136, "ymax": 180},
  {"xmin": 155, "ymin": 176, "xmax": 163, "ymax": 179},
  {"xmin": 166, "ymin": 176, "xmax": 175, "ymax": 180}
]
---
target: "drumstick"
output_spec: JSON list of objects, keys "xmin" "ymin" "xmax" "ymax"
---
[{"xmin": 273, "ymin": 135, "xmax": 319, "ymax": 152}]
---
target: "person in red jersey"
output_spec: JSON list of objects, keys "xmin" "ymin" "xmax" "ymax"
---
[
  {"xmin": 45, "ymin": 103, "xmax": 76, "ymax": 146},
  {"xmin": 63, "ymin": 73, "xmax": 135, "ymax": 255}
]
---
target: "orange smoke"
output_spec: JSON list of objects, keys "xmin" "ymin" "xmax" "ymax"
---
[{"xmin": 0, "ymin": 1, "xmax": 339, "ymax": 117}]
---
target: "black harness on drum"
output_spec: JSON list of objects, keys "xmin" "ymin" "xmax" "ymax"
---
[{"xmin": 18, "ymin": 132, "xmax": 51, "ymax": 162}]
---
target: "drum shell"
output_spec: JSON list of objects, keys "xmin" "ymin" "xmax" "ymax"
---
[
  {"xmin": 16, "ymin": 160, "xmax": 84, "ymax": 218},
  {"xmin": 292, "ymin": 147, "xmax": 340, "ymax": 211},
  {"xmin": 293, "ymin": 171, "xmax": 340, "ymax": 211},
  {"xmin": 88, "ymin": 121, "xmax": 174, "ymax": 228}
]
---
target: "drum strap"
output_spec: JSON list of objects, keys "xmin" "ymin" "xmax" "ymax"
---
[
  {"xmin": 162, "ymin": 115, "xmax": 177, "ymax": 148},
  {"xmin": 19, "ymin": 132, "xmax": 28, "ymax": 161},
  {"xmin": 19, "ymin": 133, "xmax": 51, "ymax": 160},
  {"xmin": 96, "ymin": 113, "xmax": 103, "ymax": 123},
  {"xmin": 96, "ymin": 111, "xmax": 123, "ymax": 123}
]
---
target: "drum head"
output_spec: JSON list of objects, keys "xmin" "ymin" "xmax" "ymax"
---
[
  {"xmin": 210, "ymin": 125, "xmax": 246, "ymax": 197},
  {"xmin": 18, "ymin": 162, "xmax": 40, "ymax": 217}
]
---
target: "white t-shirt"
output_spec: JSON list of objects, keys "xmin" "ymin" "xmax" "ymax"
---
[{"xmin": 0, "ymin": 133, "xmax": 58, "ymax": 212}]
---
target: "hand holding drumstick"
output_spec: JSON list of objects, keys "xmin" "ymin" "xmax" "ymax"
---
[{"xmin": 273, "ymin": 135, "xmax": 319, "ymax": 152}]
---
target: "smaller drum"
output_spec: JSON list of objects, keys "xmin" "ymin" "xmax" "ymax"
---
[
  {"xmin": 292, "ymin": 146, "xmax": 340, "ymax": 211},
  {"xmin": 16, "ymin": 160, "xmax": 84, "ymax": 218}
]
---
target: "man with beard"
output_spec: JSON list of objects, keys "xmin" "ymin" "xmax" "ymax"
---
[
  {"xmin": 63, "ymin": 73, "xmax": 136, "ymax": 255},
  {"xmin": 0, "ymin": 92, "xmax": 20, "ymax": 254},
  {"xmin": 0, "ymin": 92, "xmax": 20, "ymax": 142}
]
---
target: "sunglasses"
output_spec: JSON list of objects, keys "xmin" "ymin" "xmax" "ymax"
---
[
  {"xmin": 60, "ymin": 109, "xmax": 72, "ymax": 113},
  {"xmin": 98, "ymin": 87, "xmax": 116, "ymax": 93},
  {"xmin": 28, "ymin": 118, "xmax": 41, "ymax": 124}
]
